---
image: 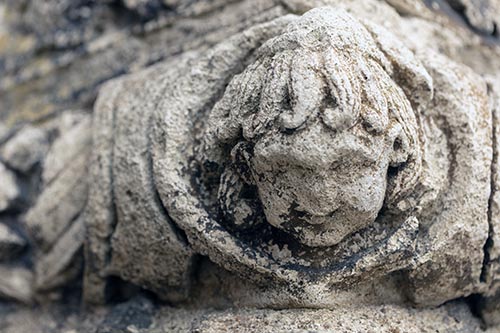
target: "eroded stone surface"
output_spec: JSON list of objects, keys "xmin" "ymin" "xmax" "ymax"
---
[
  {"xmin": 1, "ymin": 0, "xmax": 500, "ymax": 331},
  {"xmin": 76, "ymin": 0, "xmax": 498, "ymax": 314},
  {"xmin": 0, "ymin": 295, "xmax": 489, "ymax": 333}
]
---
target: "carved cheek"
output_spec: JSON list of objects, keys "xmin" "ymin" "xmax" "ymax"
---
[
  {"xmin": 338, "ymin": 166, "xmax": 387, "ymax": 215},
  {"xmin": 253, "ymin": 178, "xmax": 294, "ymax": 228}
]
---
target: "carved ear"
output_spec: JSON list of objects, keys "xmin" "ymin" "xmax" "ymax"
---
[
  {"xmin": 230, "ymin": 142, "xmax": 255, "ymax": 185},
  {"xmin": 361, "ymin": 19, "xmax": 434, "ymax": 111},
  {"xmin": 217, "ymin": 165, "xmax": 264, "ymax": 231},
  {"xmin": 384, "ymin": 106, "xmax": 423, "ymax": 212}
]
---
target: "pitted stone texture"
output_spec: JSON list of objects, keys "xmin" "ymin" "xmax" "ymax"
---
[
  {"xmin": 83, "ymin": 62, "xmax": 196, "ymax": 304},
  {"xmin": 145, "ymin": 8, "xmax": 418, "ymax": 305},
  {"xmin": 0, "ymin": 1, "xmax": 499, "ymax": 331},
  {"xmin": 205, "ymin": 8, "xmax": 429, "ymax": 248},
  {"xmin": 476, "ymin": 75, "xmax": 500, "ymax": 327},
  {"xmin": 0, "ymin": 297, "xmax": 487, "ymax": 333},
  {"xmin": 190, "ymin": 302, "xmax": 483, "ymax": 333},
  {"xmin": 83, "ymin": 13, "xmax": 298, "ymax": 304},
  {"xmin": 79, "ymin": 4, "xmax": 496, "ymax": 311},
  {"xmin": 404, "ymin": 50, "xmax": 492, "ymax": 305}
]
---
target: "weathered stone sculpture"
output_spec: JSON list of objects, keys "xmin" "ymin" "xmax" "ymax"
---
[
  {"xmin": 1, "ymin": 0, "xmax": 500, "ymax": 331},
  {"xmin": 79, "ymin": 5, "xmax": 491, "ymax": 308}
]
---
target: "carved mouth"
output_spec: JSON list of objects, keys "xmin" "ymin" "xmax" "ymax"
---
[{"xmin": 287, "ymin": 203, "xmax": 339, "ymax": 226}]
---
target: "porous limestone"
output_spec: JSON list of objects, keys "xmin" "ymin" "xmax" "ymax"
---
[{"xmin": 1, "ymin": 0, "xmax": 500, "ymax": 331}]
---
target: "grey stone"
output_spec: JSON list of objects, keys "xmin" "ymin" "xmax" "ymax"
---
[
  {"xmin": 0, "ymin": 223, "xmax": 25, "ymax": 261},
  {"xmin": 476, "ymin": 74, "xmax": 500, "ymax": 326},
  {"xmin": 74, "ymin": 0, "xmax": 497, "ymax": 318},
  {"xmin": 0, "ymin": 126, "xmax": 48, "ymax": 174},
  {"xmin": 190, "ymin": 302, "xmax": 483, "ymax": 333},
  {"xmin": 35, "ymin": 215, "xmax": 84, "ymax": 292},
  {"xmin": 73, "ymin": 3, "xmax": 493, "ymax": 315},
  {"xmin": 0, "ymin": 123, "xmax": 11, "ymax": 144},
  {"xmin": 0, "ymin": 265, "xmax": 33, "ymax": 304},
  {"xmin": 0, "ymin": 297, "xmax": 486, "ymax": 333},
  {"xmin": 0, "ymin": 0, "xmax": 286, "ymax": 126},
  {"xmin": 2, "ymin": 0, "xmax": 500, "ymax": 332},
  {"xmin": 0, "ymin": 162, "xmax": 20, "ymax": 212},
  {"xmin": 83, "ymin": 12, "xmax": 296, "ymax": 304},
  {"xmin": 446, "ymin": 0, "xmax": 500, "ymax": 35},
  {"xmin": 24, "ymin": 144, "xmax": 89, "ymax": 251},
  {"xmin": 41, "ymin": 114, "xmax": 92, "ymax": 186}
]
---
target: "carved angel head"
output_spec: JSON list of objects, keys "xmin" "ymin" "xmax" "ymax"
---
[{"xmin": 202, "ymin": 8, "xmax": 431, "ymax": 247}]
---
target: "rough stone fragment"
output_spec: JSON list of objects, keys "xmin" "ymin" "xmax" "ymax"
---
[
  {"xmin": 25, "ymin": 117, "xmax": 91, "ymax": 251},
  {"xmin": 25, "ymin": 146, "xmax": 89, "ymax": 251},
  {"xmin": 35, "ymin": 215, "xmax": 84, "ymax": 291},
  {"xmin": 42, "ymin": 115, "xmax": 92, "ymax": 186},
  {"xmin": 446, "ymin": 0, "xmax": 500, "ymax": 35},
  {"xmin": 405, "ymin": 50, "xmax": 492, "ymax": 305},
  {"xmin": 0, "ymin": 223, "xmax": 25, "ymax": 261},
  {"xmin": 0, "ymin": 265, "xmax": 33, "ymax": 304},
  {"xmin": 0, "ymin": 162, "xmax": 20, "ymax": 212},
  {"xmin": 0, "ymin": 126, "xmax": 48, "ymax": 174}
]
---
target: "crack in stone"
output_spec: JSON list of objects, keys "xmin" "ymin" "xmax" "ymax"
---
[{"xmin": 480, "ymin": 85, "xmax": 497, "ymax": 284}]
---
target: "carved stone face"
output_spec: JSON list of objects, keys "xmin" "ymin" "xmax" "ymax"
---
[
  {"xmin": 247, "ymin": 114, "xmax": 404, "ymax": 247},
  {"xmin": 208, "ymin": 8, "xmax": 422, "ymax": 248}
]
